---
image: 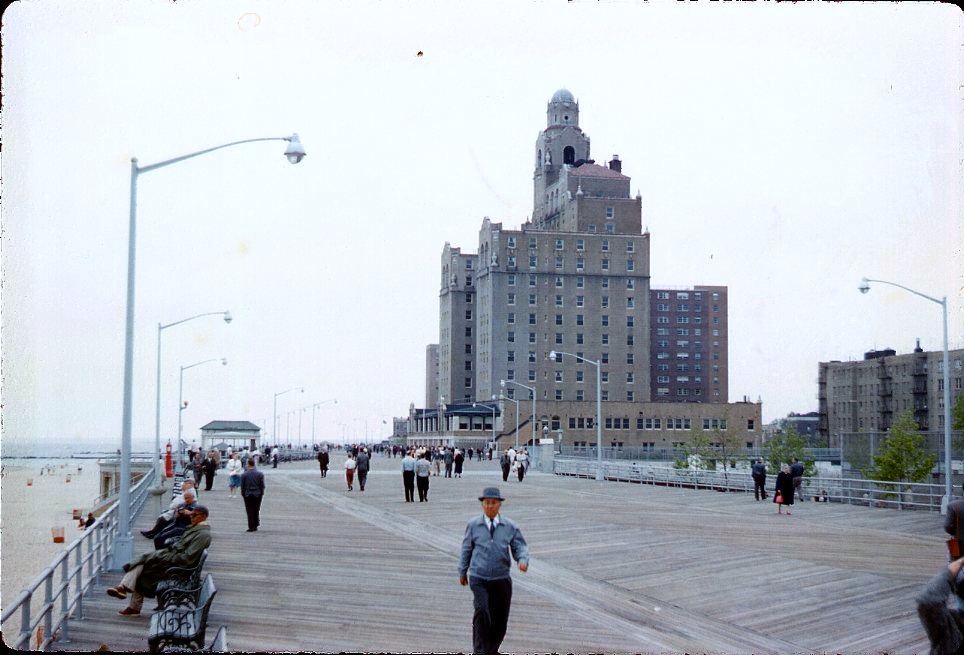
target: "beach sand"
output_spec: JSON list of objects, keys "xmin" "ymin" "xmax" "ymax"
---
[{"xmin": 1, "ymin": 460, "xmax": 101, "ymax": 609}]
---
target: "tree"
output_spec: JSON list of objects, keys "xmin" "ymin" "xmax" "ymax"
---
[
  {"xmin": 709, "ymin": 411, "xmax": 744, "ymax": 487},
  {"xmin": 867, "ymin": 410, "xmax": 936, "ymax": 508},
  {"xmin": 678, "ymin": 427, "xmax": 715, "ymax": 472},
  {"xmin": 766, "ymin": 424, "xmax": 815, "ymax": 477},
  {"xmin": 953, "ymin": 395, "xmax": 964, "ymax": 432}
]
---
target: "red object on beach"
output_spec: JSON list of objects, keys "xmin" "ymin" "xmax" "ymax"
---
[{"xmin": 165, "ymin": 441, "xmax": 174, "ymax": 478}]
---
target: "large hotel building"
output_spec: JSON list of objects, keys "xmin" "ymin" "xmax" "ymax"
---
[{"xmin": 411, "ymin": 89, "xmax": 758, "ymax": 449}]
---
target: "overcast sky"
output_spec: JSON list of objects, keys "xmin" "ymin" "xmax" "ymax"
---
[{"xmin": 2, "ymin": 0, "xmax": 961, "ymax": 451}]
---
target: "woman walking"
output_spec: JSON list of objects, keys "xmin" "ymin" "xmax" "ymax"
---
[
  {"xmin": 317, "ymin": 447, "xmax": 330, "ymax": 478},
  {"xmin": 344, "ymin": 452, "xmax": 357, "ymax": 491},
  {"xmin": 774, "ymin": 463, "xmax": 795, "ymax": 515},
  {"xmin": 225, "ymin": 453, "xmax": 242, "ymax": 498}
]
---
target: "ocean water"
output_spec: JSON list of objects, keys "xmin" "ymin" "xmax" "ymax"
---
[{"xmin": 0, "ymin": 458, "xmax": 103, "ymax": 612}]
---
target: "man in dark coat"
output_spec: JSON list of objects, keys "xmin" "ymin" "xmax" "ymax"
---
[
  {"xmin": 107, "ymin": 505, "xmax": 211, "ymax": 616},
  {"xmin": 500, "ymin": 451, "xmax": 511, "ymax": 482},
  {"xmin": 790, "ymin": 457, "xmax": 805, "ymax": 502},
  {"xmin": 356, "ymin": 448, "xmax": 371, "ymax": 491},
  {"xmin": 317, "ymin": 448, "xmax": 330, "ymax": 478},
  {"xmin": 751, "ymin": 458, "xmax": 767, "ymax": 501},
  {"xmin": 153, "ymin": 488, "xmax": 198, "ymax": 549},
  {"xmin": 444, "ymin": 447, "xmax": 455, "ymax": 478},
  {"xmin": 202, "ymin": 453, "xmax": 218, "ymax": 491},
  {"xmin": 240, "ymin": 458, "xmax": 266, "ymax": 532},
  {"xmin": 916, "ymin": 557, "xmax": 964, "ymax": 654}
]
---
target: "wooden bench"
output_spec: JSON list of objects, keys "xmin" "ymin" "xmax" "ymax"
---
[
  {"xmin": 147, "ymin": 574, "xmax": 217, "ymax": 653},
  {"xmin": 154, "ymin": 550, "xmax": 208, "ymax": 605}
]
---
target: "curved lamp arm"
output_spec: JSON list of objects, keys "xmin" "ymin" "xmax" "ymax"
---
[{"xmin": 136, "ymin": 135, "xmax": 305, "ymax": 175}]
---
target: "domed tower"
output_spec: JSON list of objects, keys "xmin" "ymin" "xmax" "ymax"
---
[{"xmin": 533, "ymin": 89, "xmax": 591, "ymax": 224}]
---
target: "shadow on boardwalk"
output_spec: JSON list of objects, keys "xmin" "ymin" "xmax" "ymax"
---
[{"xmin": 54, "ymin": 456, "xmax": 940, "ymax": 653}]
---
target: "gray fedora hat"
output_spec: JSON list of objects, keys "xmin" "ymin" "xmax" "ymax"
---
[{"xmin": 478, "ymin": 486, "xmax": 505, "ymax": 501}]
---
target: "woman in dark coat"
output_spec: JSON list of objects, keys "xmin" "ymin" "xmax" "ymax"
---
[
  {"xmin": 774, "ymin": 463, "xmax": 795, "ymax": 514},
  {"xmin": 317, "ymin": 448, "xmax": 330, "ymax": 478}
]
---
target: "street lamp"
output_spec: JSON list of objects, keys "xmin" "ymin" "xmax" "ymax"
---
[
  {"xmin": 499, "ymin": 393, "xmax": 521, "ymax": 450},
  {"xmin": 178, "ymin": 358, "xmax": 228, "ymax": 463},
  {"xmin": 309, "ymin": 399, "xmax": 337, "ymax": 446},
  {"xmin": 438, "ymin": 395, "xmax": 447, "ymax": 438},
  {"xmin": 549, "ymin": 350, "xmax": 603, "ymax": 481},
  {"xmin": 115, "ymin": 134, "xmax": 304, "ymax": 566},
  {"xmin": 154, "ymin": 310, "xmax": 231, "ymax": 488},
  {"xmin": 472, "ymin": 396, "xmax": 498, "ymax": 448},
  {"xmin": 859, "ymin": 277, "xmax": 953, "ymax": 505},
  {"xmin": 273, "ymin": 387, "xmax": 304, "ymax": 446},
  {"xmin": 501, "ymin": 379, "xmax": 536, "ymax": 449}
]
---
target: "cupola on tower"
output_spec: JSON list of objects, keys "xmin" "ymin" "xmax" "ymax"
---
[{"xmin": 533, "ymin": 88, "xmax": 591, "ymax": 223}]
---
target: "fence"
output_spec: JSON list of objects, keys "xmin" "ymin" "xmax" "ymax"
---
[
  {"xmin": 1, "ymin": 468, "xmax": 156, "ymax": 651},
  {"xmin": 558, "ymin": 445, "xmax": 843, "ymax": 463},
  {"xmin": 552, "ymin": 457, "xmax": 946, "ymax": 511}
]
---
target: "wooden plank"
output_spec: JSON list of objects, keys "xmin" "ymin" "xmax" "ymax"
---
[{"xmin": 53, "ymin": 458, "xmax": 938, "ymax": 652}]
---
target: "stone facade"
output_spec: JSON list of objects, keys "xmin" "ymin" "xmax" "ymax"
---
[{"xmin": 425, "ymin": 344, "xmax": 439, "ymax": 408}]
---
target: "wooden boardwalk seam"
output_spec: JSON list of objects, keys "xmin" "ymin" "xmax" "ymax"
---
[{"xmin": 52, "ymin": 458, "xmax": 940, "ymax": 653}]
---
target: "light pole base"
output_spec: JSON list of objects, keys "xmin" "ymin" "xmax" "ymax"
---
[
  {"xmin": 110, "ymin": 534, "xmax": 134, "ymax": 571},
  {"xmin": 595, "ymin": 470, "xmax": 604, "ymax": 481}
]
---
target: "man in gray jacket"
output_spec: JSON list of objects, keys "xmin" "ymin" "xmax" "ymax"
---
[{"xmin": 458, "ymin": 486, "xmax": 529, "ymax": 655}]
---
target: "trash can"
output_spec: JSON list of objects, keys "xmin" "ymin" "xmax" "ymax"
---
[{"xmin": 51, "ymin": 527, "xmax": 65, "ymax": 543}]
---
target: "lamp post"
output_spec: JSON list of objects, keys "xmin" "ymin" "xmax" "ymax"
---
[
  {"xmin": 154, "ymin": 310, "xmax": 231, "ymax": 488},
  {"xmin": 309, "ymin": 399, "xmax": 337, "ymax": 447},
  {"xmin": 114, "ymin": 133, "xmax": 305, "ymax": 567},
  {"xmin": 273, "ymin": 386, "xmax": 304, "ymax": 447},
  {"xmin": 859, "ymin": 277, "xmax": 953, "ymax": 506},
  {"xmin": 472, "ymin": 396, "xmax": 498, "ymax": 449},
  {"xmin": 178, "ymin": 358, "xmax": 227, "ymax": 464},
  {"xmin": 438, "ymin": 396, "xmax": 447, "ymax": 439},
  {"xmin": 549, "ymin": 350, "xmax": 603, "ymax": 481},
  {"xmin": 499, "ymin": 393, "xmax": 521, "ymax": 450},
  {"xmin": 501, "ymin": 379, "xmax": 536, "ymax": 449}
]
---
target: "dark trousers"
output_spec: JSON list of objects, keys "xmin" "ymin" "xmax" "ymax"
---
[
  {"xmin": 154, "ymin": 523, "xmax": 186, "ymax": 549},
  {"xmin": 470, "ymin": 577, "xmax": 512, "ymax": 655},
  {"xmin": 793, "ymin": 476, "xmax": 804, "ymax": 500},
  {"xmin": 517, "ymin": 465, "xmax": 525, "ymax": 482},
  {"xmin": 403, "ymin": 471, "xmax": 415, "ymax": 502},
  {"xmin": 501, "ymin": 464, "xmax": 510, "ymax": 482},
  {"xmin": 753, "ymin": 476, "xmax": 767, "ymax": 500},
  {"xmin": 319, "ymin": 465, "xmax": 328, "ymax": 478},
  {"xmin": 358, "ymin": 469, "xmax": 368, "ymax": 491},
  {"xmin": 416, "ymin": 475, "xmax": 429, "ymax": 501},
  {"xmin": 204, "ymin": 471, "xmax": 214, "ymax": 491},
  {"xmin": 445, "ymin": 463, "xmax": 453, "ymax": 477},
  {"xmin": 143, "ymin": 515, "xmax": 172, "ymax": 537},
  {"xmin": 243, "ymin": 494, "xmax": 263, "ymax": 531}
]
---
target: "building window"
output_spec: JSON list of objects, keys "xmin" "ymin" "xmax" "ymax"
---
[
  {"xmin": 627, "ymin": 334, "xmax": 634, "ymax": 346},
  {"xmin": 576, "ymin": 370, "xmax": 584, "ymax": 383},
  {"xmin": 588, "ymin": 224, "xmax": 596, "ymax": 232},
  {"xmin": 605, "ymin": 223, "xmax": 615, "ymax": 233},
  {"xmin": 627, "ymin": 241, "xmax": 635, "ymax": 253},
  {"xmin": 626, "ymin": 391, "xmax": 634, "ymax": 401},
  {"xmin": 528, "ymin": 333, "xmax": 536, "ymax": 344},
  {"xmin": 528, "ymin": 313, "xmax": 536, "ymax": 325},
  {"xmin": 576, "ymin": 333, "xmax": 584, "ymax": 345},
  {"xmin": 507, "ymin": 256, "xmax": 517, "ymax": 268},
  {"xmin": 627, "ymin": 353, "xmax": 634, "ymax": 364},
  {"xmin": 555, "ymin": 276, "xmax": 564, "ymax": 288},
  {"xmin": 555, "ymin": 239, "xmax": 565, "ymax": 250},
  {"xmin": 601, "ymin": 390, "xmax": 609, "ymax": 401},
  {"xmin": 576, "ymin": 295, "xmax": 585, "ymax": 307},
  {"xmin": 507, "ymin": 369, "xmax": 515, "ymax": 381},
  {"xmin": 576, "ymin": 314, "xmax": 584, "ymax": 326},
  {"xmin": 465, "ymin": 310, "xmax": 473, "ymax": 320},
  {"xmin": 465, "ymin": 344, "xmax": 472, "ymax": 354},
  {"xmin": 465, "ymin": 361, "xmax": 473, "ymax": 371},
  {"xmin": 606, "ymin": 207, "xmax": 614, "ymax": 219},
  {"xmin": 555, "ymin": 389, "xmax": 564, "ymax": 400},
  {"xmin": 576, "ymin": 390, "xmax": 585, "ymax": 401},
  {"xmin": 529, "ymin": 293, "xmax": 537, "ymax": 306},
  {"xmin": 466, "ymin": 276, "xmax": 473, "ymax": 286},
  {"xmin": 626, "ymin": 279, "xmax": 635, "ymax": 290},
  {"xmin": 677, "ymin": 304, "xmax": 688, "ymax": 312},
  {"xmin": 627, "ymin": 297, "xmax": 634, "ymax": 308},
  {"xmin": 507, "ymin": 313, "xmax": 515, "ymax": 324},
  {"xmin": 601, "ymin": 296, "xmax": 609, "ymax": 308},
  {"xmin": 507, "ymin": 293, "xmax": 516, "ymax": 306},
  {"xmin": 465, "ymin": 327, "xmax": 472, "ymax": 337},
  {"xmin": 677, "ymin": 292, "xmax": 689, "ymax": 300},
  {"xmin": 507, "ymin": 274, "xmax": 516, "ymax": 286},
  {"xmin": 555, "ymin": 371, "xmax": 564, "ymax": 382},
  {"xmin": 657, "ymin": 375, "xmax": 670, "ymax": 383},
  {"xmin": 465, "ymin": 377, "xmax": 472, "ymax": 388},
  {"xmin": 747, "ymin": 419, "xmax": 755, "ymax": 430},
  {"xmin": 601, "ymin": 372, "xmax": 609, "ymax": 383},
  {"xmin": 601, "ymin": 353, "xmax": 609, "ymax": 364},
  {"xmin": 602, "ymin": 315, "xmax": 609, "ymax": 327},
  {"xmin": 555, "ymin": 314, "xmax": 563, "ymax": 326},
  {"xmin": 602, "ymin": 334, "xmax": 609, "ymax": 345},
  {"xmin": 601, "ymin": 258, "xmax": 610, "ymax": 271},
  {"xmin": 657, "ymin": 291, "xmax": 669, "ymax": 299},
  {"xmin": 528, "ymin": 237, "xmax": 537, "ymax": 249},
  {"xmin": 677, "ymin": 316, "xmax": 689, "ymax": 324},
  {"xmin": 507, "ymin": 331, "xmax": 515, "ymax": 343},
  {"xmin": 601, "ymin": 240, "xmax": 610, "ymax": 252},
  {"xmin": 576, "ymin": 239, "xmax": 585, "ymax": 251},
  {"xmin": 626, "ymin": 316, "xmax": 634, "ymax": 328},
  {"xmin": 529, "ymin": 255, "xmax": 537, "ymax": 269},
  {"xmin": 528, "ymin": 370, "xmax": 536, "ymax": 382},
  {"xmin": 556, "ymin": 295, "xmax": 564, "ymax": 307},
  {"xmin": 507, "ymin": 351, "xmax": 515, "ymax": 362},
  {"xmin": 576, "ymin": 258, "xmax": 584, "ymax": 271},
  {"xmin": 555, "ymin": 256, "xmax": 564, "ymax": 270},
  {"xmin": 528, "ymin": 275, "xmax": 536, "ymax": 288},
  {"xmin": 576, "ymin": 275, "xmax": 584, "ymax": 288},
  {"xmin": 507, "ymin": 236, "xmax": 516, "ymax": 249},
  {"xmin": 555, "ymin": 333, "xmax": 563, "ymax": 345},
  {"xmin": 627, "ymin": 259, "xmax": 635, "ymax": 272},
  {"xmin": 627, "ymin": 372, "xmax": 634, "ymax": 384},
  {"xmin": 601, "ymin": 278, "xmax": 610, "ymax": 289}
]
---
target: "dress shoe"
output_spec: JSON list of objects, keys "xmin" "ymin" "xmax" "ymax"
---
[
  {"xmin": 107, "ymin": 585, "xmax": 130, "ymax": 599},
  {"xmin": 117, "ymin": 607, "xmax": 140, "ymax": 617},
  {"xmin": 140, "ymin": 530, "xmax": 154, "ymax": 538}
]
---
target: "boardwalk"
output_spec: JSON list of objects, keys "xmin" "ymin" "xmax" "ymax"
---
[{"xmin": 53, "ymin": 456, "xmax": 941, "ymax": 653}]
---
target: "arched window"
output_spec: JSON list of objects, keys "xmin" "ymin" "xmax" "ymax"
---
[
  {"xmin": 563, "ymin": 146, "xmax": 575, "ymax": 165},
  {"xmin": 537, "ymin": 149, "xmax": 542, "ymax": 166}
]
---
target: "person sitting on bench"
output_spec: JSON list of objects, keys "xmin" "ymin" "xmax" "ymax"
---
[
  {"xmin": 140, "ymin": 480, "xmax": 197, "ymax": 539},
  {"xmin": 107, "ymin": 505, "xmax": 212, "ymax": 616},
  {"xmin": 152, "ymin": 488, "xmax": 199, "ymax": 549}
]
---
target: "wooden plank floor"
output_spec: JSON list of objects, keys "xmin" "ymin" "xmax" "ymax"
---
[{"xmin": 52, "ymin": 456, "xmax": 942, "ymax": 653}]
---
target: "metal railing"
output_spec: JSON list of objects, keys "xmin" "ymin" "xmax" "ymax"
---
[
  {"xmin": 552, "ymin": 457, "xmax": 947, "ymax": 511},
  {"xmin": 558, "ymin": 445, "xmax": 843, "ymax": 462},
  {"xmin": 1, "ymin": 468, "xmax": 156, "ymax": 651}
]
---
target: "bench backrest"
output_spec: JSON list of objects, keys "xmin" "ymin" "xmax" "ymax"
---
[
  {"xmin": 197, "ymin": 574, "xmax": 216, "ymax": 609},
  {"xmin": 209, "ymin": 625, "xmax": 228, "ymax": 652}
]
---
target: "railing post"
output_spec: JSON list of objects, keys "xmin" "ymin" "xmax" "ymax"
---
[
  {"xmin": 44, "ymin": 574, "xmax": 53, "ymax": 650},
  {"xmin": 19, "ymin": 591, "xmax": 32, "ymax": 651},
  {"xmin": 60, "ymin": 555, "xmax": 70, "ymax": 642}
]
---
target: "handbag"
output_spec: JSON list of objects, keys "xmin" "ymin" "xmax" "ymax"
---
[
  {"xmin": 775, "ymin": 491, "xmax": 783, "ymax": 505},
  {"xmin": 949, "ymin": 510, "xmax": 962, "ymax": 559}
]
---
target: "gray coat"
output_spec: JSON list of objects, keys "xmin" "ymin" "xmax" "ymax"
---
[
  {"xmin": 917, "ymin": 566, "xmax": 964, "ymax": 654},
  {"xmin": 128, "ymin": 523, "xmax": 211, "ymax": 597}
]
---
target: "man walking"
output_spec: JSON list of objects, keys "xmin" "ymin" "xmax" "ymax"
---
[
  {"xmin": 500, "ymin": 450, "xmax": 512, "ymax": 482},
  {"xmin": 356, "ymin": 448, "xmax": 371, "ymax": 491},
  {"xmin": 751, "ymin": 458, "xmax": 767, "ymax": 501},
  {"xmin": 790, "ymin": 457, "xmax": 805, "ymax": 502},
  {"xmin": 444, "ymin": 447, "xmax": 455, "ymax": 478},
  {"xmin": 458, "ymin": 487, "xmax": 529, "ymax": 655},
  {"xmin": 240, "ymin": 458, "xmax": 265, "ymax": 532},
  {"xmin": 415, "ymin": 451, "xmax": 432, "ymax": 502},
  {"xmin": 401, "ymin": 449, "xmax": 417, "ymax": 502},
  {"xmin": 317, "ymin": 447, "xmax": 329, "ymax": 478}
]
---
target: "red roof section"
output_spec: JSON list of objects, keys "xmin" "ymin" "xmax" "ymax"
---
[{"xmin": 570, "ymin": 163, "xmax": 627, "ymax": 179}]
